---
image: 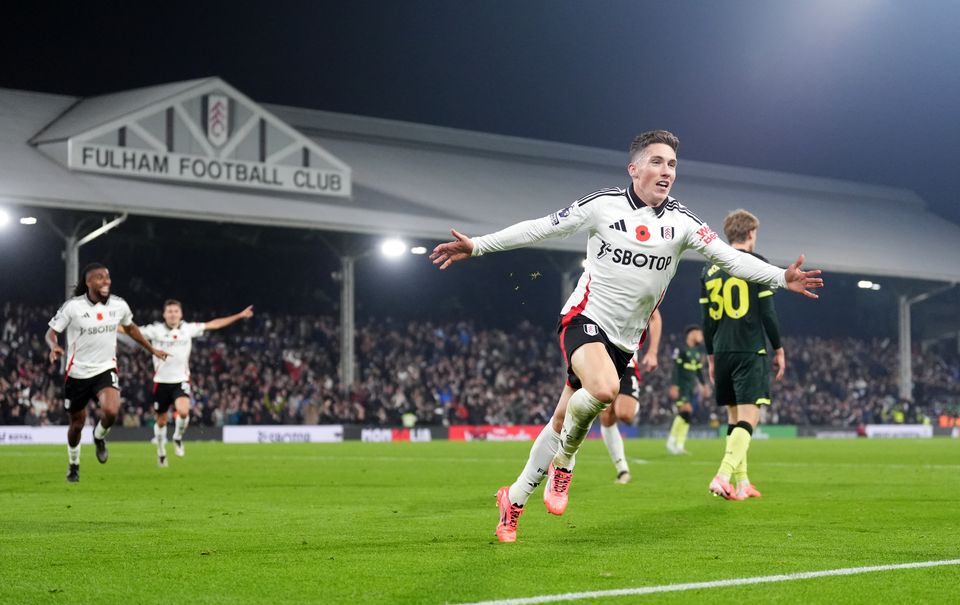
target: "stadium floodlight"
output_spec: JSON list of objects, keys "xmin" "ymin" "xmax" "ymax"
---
[
  {"xmin": 0, "ymin": 209, "xmax": 9, "ymax": 227},
  {"xmin": 871, "ymin": 283, "xmax": 881, "ymax": 290},
  {"xmin": 857, "ymin": 280, "xmax": 874, "ymax": 289},
  {"xmin": 19, "ymin": 216, "xmax": 37, "ymax": 225},
  {"xmin": 410, "ymin": 246, "xmax": 427, "ymax": 255},
  {"xmin": 581, "ymin": 258, "xmax": 588, "ymax": 268},
  {"xmin": 380, "ymin": 238, "xmax": 408, "ymax": 258}
]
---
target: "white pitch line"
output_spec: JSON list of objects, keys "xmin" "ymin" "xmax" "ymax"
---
[{"xmin": 453, "ymin": 559, "xmax": 960, "ymax": 605}]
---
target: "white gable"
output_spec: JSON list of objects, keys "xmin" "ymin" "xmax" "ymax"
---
[{"xmin": 33, "ymin": 78, "xmax": 350, "ymax": 198}]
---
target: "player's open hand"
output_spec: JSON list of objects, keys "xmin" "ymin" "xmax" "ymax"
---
[
  {"xmin": 772, "ymin": 347, "xmax": 786, "ymax": 381},
  {"xmin": 153, "ymin": 348, "xmax": 170, "ymax": 361},
  {"xmin": 430, "ymin": 229, "xmax": 474, "ymax": 270},
  {"xmin": 640, "ymin": 350, "xmax": 658, "ymax": 373},
  {"xmin": 784, "ymin": 254, "xmax": 824, "ymax": 299},
  {"xmin": 49, "ymin": 346, "xmax": 64, "ymax": 364}
]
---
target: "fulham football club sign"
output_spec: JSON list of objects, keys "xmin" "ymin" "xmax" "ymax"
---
[{"xmin": 60, "ymin": 78, "xmax": 351, "ymax": 198}]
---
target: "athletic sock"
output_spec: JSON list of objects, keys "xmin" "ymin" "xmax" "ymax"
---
[
  {"xmin": 732, "ymin": 455, "xmax": 749, "ymax": 485},
  {"xmin": 600, "ymin": 423, "xmax": 629, "ymax": 475},
  {"xmin": 675, "ymin": 411, "xmax": 692, "ymax": 450},
  {"xmin": 173, "ymin": 415, "xmax": 188, "ymax": 440},
  {"xmin": 155, "ymin": 423, "xmax": 167, "ymax": 457},
  {"xmin": 93, "ymin": 421, "xmax": 110, "ymax": 440},
  {"xmin": 554, "ymin": 388, "xmax": 607, "ymax": 470},
  {"xmin": 669, "ymin": 415, "xmax": 684, "ymax": 441},
  {"xmin": 67, "ymin": 444, "xmax": 80, "ymax": 465},
  {"xmin": 718, "ymin": 421, "xmax": 753, "ymax": 477},
  {"xmin": 508, "ymin": 424, "xmax": 561, "ymax": 505}
]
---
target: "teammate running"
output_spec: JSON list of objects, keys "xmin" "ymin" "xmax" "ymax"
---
[
  {"xmin": 704, "ymin": 209, "xmax": 784, "ymax": 500},
  {"xmin": 666, "ymin": 325, "xmax": 707, "ymax": 455},
  {"xmin": 46, "ymin": 263, "xmax": 168, "ymax": 482},
  {"xmin": 431, "ymin": 130, "xmax": 823, "ymax": 542},
  {"xmin": 139, "ymin": 300, "xmax": 253, "ymax": 466}
]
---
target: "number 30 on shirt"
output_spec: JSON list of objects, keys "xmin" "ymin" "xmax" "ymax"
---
[{"xmin": 704, "ymin": 276, "xmax": 749, "ymax": 320}]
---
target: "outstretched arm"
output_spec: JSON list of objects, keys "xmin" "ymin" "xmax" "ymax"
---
[
  {"xmin": 689, "ymin": 223, "xmax": 823, "ymax": 297},
  {"xmin": 204, "ymin": 305, "xmax": 254, "ymax": 331},
  {"xmin": 125, "ymin": 323, "xmax": 169, "ymax": 360},
  {"xmin": 432, "ymin": 201, "xmax": 596, "ymax": 270}
]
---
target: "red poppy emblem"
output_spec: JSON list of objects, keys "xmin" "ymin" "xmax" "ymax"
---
[
  {"xmin": 635, "ymin": 225, "xmax": 651, "ymax": 242},
  {"xmin": 173, "ymin": 335, "xmax": 178, "ymax": 340},
  {"xmin": 96, "ymin": 313, "xmax": 103, "ymax": 321}
]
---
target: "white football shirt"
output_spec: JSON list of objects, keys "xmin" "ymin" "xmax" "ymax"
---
[
  {"xmin": 472, "ymin": 185, "xmax": 787, "ymax": 352},
  {"xmin": 48, "ymin": 295, "xmax": 133, "ymax": 379},
  {"xmin": 139, "ymin": 321, "xmax": 205, "ymax": 383}
]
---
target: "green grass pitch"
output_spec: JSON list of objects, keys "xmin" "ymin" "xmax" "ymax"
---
[{"xmin": 1, "ymin": 438, "xmax": 958, "ymax": 604}]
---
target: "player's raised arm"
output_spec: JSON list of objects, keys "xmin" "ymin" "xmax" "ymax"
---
[
  {"xmin": 125, "ymin": 322, "xmax": 169, "ymax": 360},
  {"xmin": 45, "ymin": 328, "xmax": 65, "ymax": 364},
  {"xmin": 686, "ymin": 222, "xmax": 824, "ymax": 298},
  {"xmin": 204, "ymin": 305, "xmax": 254, "ymax": 331},
  {"xmin": 431, "ymin": 200, "xmax": 597, "ymax": 270}
]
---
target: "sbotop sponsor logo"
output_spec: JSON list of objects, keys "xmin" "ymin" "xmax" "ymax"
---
[
  {"xmin": 595, "ymin": 239, "xmax": 674, "ymax": 271},
  {"xmin": 79, "ymin": 324, "xmax": 118, "ymax": 337}
]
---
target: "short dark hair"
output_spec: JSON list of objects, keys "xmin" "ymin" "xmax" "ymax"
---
[
  {"xmin": 73, "ymin": 262, "xmax": 107, "ymax": 297},
  {"xmin": 629, "ymin": 130, "xmax": 679, "ymax": 161},
  {"xmin": 164, "ymin": 299, "xmax": 182, "ymax": 310},
  {"xmin": 684, "ymin": 324, "xmax": 702, "ymax": 337}
]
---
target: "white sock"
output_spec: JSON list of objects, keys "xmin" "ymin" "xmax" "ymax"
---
[
  {"xmin": 508, "ymin": 424, "xmax": 560, "ymax": 505},
  {"xmin": 94, "ymin": 421, "xmax": 110, "ymax": 440},
  {"xmin": 155, "ymin": 423, "xmax": 167, "ymax": 457},
  {"xmin": 173, "ymin": 415, "xmax": 188, "ymax": 440},
  {"xmin": 554, "ymin": 388, "xmax": 608, "ymax": 470},
  {"xmin": 601, "ymin": 423, "xmax": 629, "ymax": 475},
  {"xmin": 67, "ymin": 444, "xmax": 80, "ymax": 465}
]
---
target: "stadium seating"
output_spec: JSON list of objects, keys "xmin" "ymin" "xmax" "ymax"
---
[{"xmin": 2, "ymin": 303, "xmax": 957, "ymax": 427}]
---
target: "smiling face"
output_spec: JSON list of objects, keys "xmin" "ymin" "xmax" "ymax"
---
[
  {"xmin": 163, "ymin": 302, "xmax": 183, "ymax": 328},
  {"xmin": 85, "ymin": 267, "xmax": 111, "ymax": 302},
  {"xmin": 627, "ymin": 142, "xmax": 677, "ymax": 206}
]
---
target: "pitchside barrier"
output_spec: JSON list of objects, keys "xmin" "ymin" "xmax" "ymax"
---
[{"xmin": 0, "ymin": 424, "xmax": 949, "ymax": 445}]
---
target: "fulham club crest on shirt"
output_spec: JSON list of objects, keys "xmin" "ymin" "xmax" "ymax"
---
[
  {"xmin": 584, "ymin": 324, "xmax": 599, "ymax": 336},
  {"xmin": 661, "ymin": 226, "xmax": 674, "ymax": 241}
]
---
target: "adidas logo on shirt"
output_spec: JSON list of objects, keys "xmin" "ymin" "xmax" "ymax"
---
[{"xmin": 608, "ymin": 219, "xmax": 627, "ymax": 232}]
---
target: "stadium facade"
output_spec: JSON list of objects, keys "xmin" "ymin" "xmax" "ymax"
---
[{"xmin": 1, "ymin": 77, "xmax": 957, "ymax": 398}]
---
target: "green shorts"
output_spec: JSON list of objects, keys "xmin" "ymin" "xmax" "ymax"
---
[
  {"xmin": 676, "ymin": 390, "xmax": 696, "ymax": 407},
  {"xmin": 714, "ymin": 352, "xmax": 770, "ymax": 407}
]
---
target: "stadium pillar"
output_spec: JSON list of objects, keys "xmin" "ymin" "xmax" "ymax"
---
[
  {"xmin": 64, "ymin": 234, "xmax": 79, "ymax": 300},
  {"xmin": 48, "ymin": 213, "xmax": 128, "ymax": 299},
  {"xmin": 897, "ymin": 283, "xmax": 957, "ymax": 401},
  {"xmin": 340, "ymin": 255, "xmax": 356, "ymax": 392},
  {"xmin": 898, "ymin": 295, "xmax": 911, "ymax": 401}
]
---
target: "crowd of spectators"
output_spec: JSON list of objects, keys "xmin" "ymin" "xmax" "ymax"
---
[{"xmin": 2, "ymin": 303, "xmax": 958, "ymax": 428}]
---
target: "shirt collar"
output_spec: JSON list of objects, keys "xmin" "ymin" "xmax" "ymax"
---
[{"xmin": 627, "ymin": 184, "xmax": 672, "ymax": 216}]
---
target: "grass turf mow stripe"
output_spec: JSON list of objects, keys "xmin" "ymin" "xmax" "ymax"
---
[{"xmin": 456, "ymin": 559, "xmax": 960, "ymax": 605}]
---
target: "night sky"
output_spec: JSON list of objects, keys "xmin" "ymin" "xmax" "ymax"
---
[{"xmin": 4, "ymin": 0, "xmax": 959, "ymax": 225}]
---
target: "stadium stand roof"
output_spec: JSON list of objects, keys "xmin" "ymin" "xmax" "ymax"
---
[{"xmin": 2, "ymin": 77, "xmax": 959, "ymax": 282}]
